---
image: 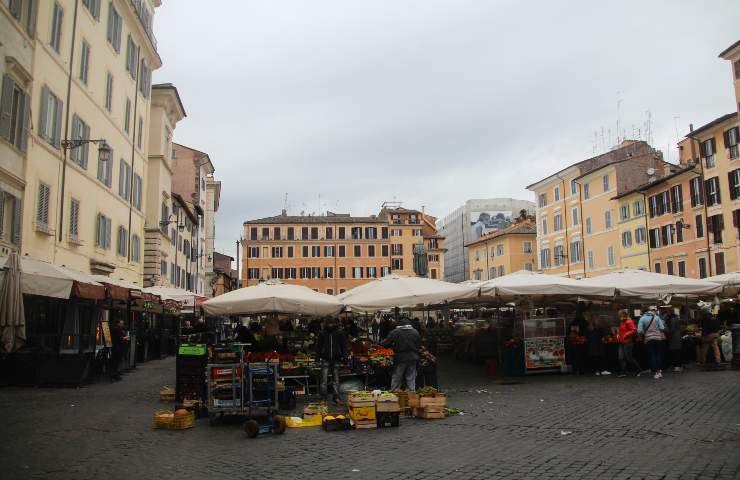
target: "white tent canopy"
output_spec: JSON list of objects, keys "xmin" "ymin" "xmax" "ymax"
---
[
  {"xmin": 706, "ymin": 272, "xmax": 740, "ymax": 287},
  {"xmin": 480, "ymin": 270, "xmax": 615, "ymax": 298},
  {"xmin": 202, "ymin": 281, "xmax": 343, "ymax": 316},
  {"xmin": 337, "ymin": 274, "xmax": 479, "ymax": 313},
  {"xmin": 142, "ymin": 286, "xmax": 206, "ymax": 308},
  {"xmin": 577, "ymin": 268, "xmax": 722, "ymax": 298},
  {"xmin": 0, "ymin": 255, "xmax": 103, "ymax": 299}
]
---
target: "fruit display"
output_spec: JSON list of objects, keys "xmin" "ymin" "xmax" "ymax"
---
[
  {"xmin": 602, "ymin": 335, "xmax": 619, "ymax": 344},
  {"xmin": 368, "ymin": 347, "xmax": 394, "ymax": 366},
  {"xmin": 569, "ymin": 335, "xmax": 587, "ymax": 345},
  {"xmin": 244, "ymin": 351, "xmax": 281, "ymax": 363}
]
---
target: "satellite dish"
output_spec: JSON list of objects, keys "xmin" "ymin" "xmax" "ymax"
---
[{"xmin": 646, "ymin": 167, "xmax": 655, "ymax": 175}]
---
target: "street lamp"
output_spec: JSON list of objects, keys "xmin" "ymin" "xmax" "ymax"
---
[{"xmin": 58, "ymin": 138, "xmax": 111, "ymax": 241}]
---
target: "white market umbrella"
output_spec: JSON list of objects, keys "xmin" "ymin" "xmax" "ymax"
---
[
  {"xmin": 337, "ymin": 274, "xmax": 479, "ymax": 313},
  {"xmin": 578, "ymin": 268, "xmax": 721, "ymax": 299},
  {"xmin": 142, "ymin": 286, "xmax": 207, "ymax": 308},
  {"xmin": 480, "ymin": 270, "xmax": 615, "ymax": 299},
  {"xmin": 0, "ymin": 252, "xmax": 25, "ymax": 353},
  {"xmin": 202, "ymin": 281, "xmax": 343, "ymax": 316},
  {"xmin": 705, "ymin": 272, "xmax": 740, "ymax": 297},
  {"xmin": 0, "ymin": 255, "xmax": 104, "ymax": 299}
]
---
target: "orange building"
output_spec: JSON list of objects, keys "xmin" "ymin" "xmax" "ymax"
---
[
  {"xmin": 242, "ymin": 206, "xmax": 445, "ymax": 294},
  {"xmin": 466, "ymin": 221, "xmax": 536, "ymax": 280}
]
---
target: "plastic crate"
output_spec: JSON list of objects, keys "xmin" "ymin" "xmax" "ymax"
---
[{"xmin": 376, "ymin": 411, "xmax": 400, "ymax": 428}]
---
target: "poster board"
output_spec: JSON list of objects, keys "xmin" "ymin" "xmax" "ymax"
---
[
  {"xmin": 101, "ymin": 321, "xmax": 112, "ymax": 348},
  {"xmin": 522, "ymin": 317, "xmax": 566, "ymax": 370}
]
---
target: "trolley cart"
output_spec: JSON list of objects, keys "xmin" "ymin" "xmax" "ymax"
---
[
  {"xmin": 242, "ymin": 363, "xmax": 286, "ymax": 438},
  {"xmin": 206, "ymin": 363, "xmax": 243, "ymax": 425}
]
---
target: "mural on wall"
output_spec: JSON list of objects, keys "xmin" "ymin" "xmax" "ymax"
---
[{"xmin": 470, "ymin": 211, "xmax": 512, "ymax": 240}]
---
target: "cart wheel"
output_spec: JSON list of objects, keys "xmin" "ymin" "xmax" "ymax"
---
[
  {"xmin": 273, "ymin": 415, "xmax": 286, "ymax": 434},
  {"xmin": 245, "ymin": 420, "xmax": 260, "ymax": 438}
]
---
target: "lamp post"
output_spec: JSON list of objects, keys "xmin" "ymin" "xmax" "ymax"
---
[
  {"xmin": 160, "ymin": 215, "xmax": 185, "ymax": 288},
  {"xmin": 58, "ymin": 139, "xmax": 111, "ymax": 242}
]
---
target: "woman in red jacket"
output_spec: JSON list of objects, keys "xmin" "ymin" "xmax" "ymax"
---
[{"xmin": 617, "ymin": 310, "xmax": 642, "ymax": 377}]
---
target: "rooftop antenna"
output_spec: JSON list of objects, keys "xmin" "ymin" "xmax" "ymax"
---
[
  {"xmin": 673, "ymin": 116, "xmax": 680, "ymax": 143},
  {"xmin": 616, "ymin": 93, "xmax": 623, "ymax": 144},
  {"xmin": 283, "ymin": 193, "xmax": 289, "ymax": 213}
]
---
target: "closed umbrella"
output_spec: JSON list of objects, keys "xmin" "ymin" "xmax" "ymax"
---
[
  {"xmin": 0, "ymin": 251, "xmax": 26, "ymax": 353},
  {"xmin": 337, "ymin": 274, "xmax": 479, "ymax": 312},
  {"xmin": 202, "ymin": 280, "xmax": 342, "ymax": 316}
]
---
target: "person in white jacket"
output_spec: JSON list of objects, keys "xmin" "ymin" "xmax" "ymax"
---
[{"xmin": 637, "ymin": 308, "xmax": 667, "ymax": 379}]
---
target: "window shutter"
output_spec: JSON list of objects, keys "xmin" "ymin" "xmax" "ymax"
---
[
  {"xmin": 38, "ymin": 86, "xmax": 49, "ymax": 140},
  {"xmin": 93, "ymin": 0, "xmax": 101, "ymax": 19},
  {"xmin": 81, "ymin": 122, "xmax": 90, "ymax": 168},
  {"xmin": 107, "ymin": 3, "xmax": 114, "ymax": 41},
  {"xmin": 95, "ymin": 214, "xmax": 101, "ymax": 246},
  {"xmin": 0, "ymin": 75, "xmax": 14, "ymax": 141},
  {"xmin": 11, "ymin": 195, "xmax": 22, "ymax": 245},
  {"xmin": 725, "ymin": 130, "xmax": 731, "ymax": 149},
  {"xmin": 711, "ymin": 138, "xmax": 716, "ymax": 154},
  {"xmin": 0, "ymin": 190, "xmax": 4, "ymax": 239},
  {"xmin": 19, "ymin": 91, "xmax": 30, "ymax": 152},
  {"xmin": 70, "ymin": 114, "xmax": 79, "ymax": 162},
  {"xmin": 26, "ymin": 0, "xmax": 38, "ymax": 37},
  {"xmin": 715, "ymin": 178, "xmax": 722, "ymax": 204},
  {"xmin": 730, "ymin": 172, "xmax": 737, "ymax": 200},
  {"xmin": 106, "ymin": 217, "xmax": 112, "ymax": 249},
  {"xmin": 119, "ymin": 160, "xmax": 125, "ymax": 195},
  {"xmin": 53, "ymin": 96, "xmax": 62, "ymax": 147}
]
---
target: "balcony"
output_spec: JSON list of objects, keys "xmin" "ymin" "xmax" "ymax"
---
[{"xmin": 129, "ymin": 0, "xmax": 157, "ymax": 51}]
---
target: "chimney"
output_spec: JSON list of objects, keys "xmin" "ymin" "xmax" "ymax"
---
[
  {"xmin": 688, "ymin": 123, "xmax": 697, "ymax": 163},
  {"xmin": 281, "ymin": 209, "xmax": 287, "ymax": 216}
]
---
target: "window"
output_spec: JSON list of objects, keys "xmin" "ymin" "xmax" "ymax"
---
[
  {"xmin": 285, "ymin": 268, "xmax": 296, "ymax": 279},
  {"xmin": 391, "ymin": 244, "xmax": 402, "ymax": 255},
  {"xmin": 139, "ymin": 60, "xmax": 151, "ymax": 98},
  {"xmin": 736, "ymin": 59, "xmax": 740, "ymax": 80},
  {"xmin": 715, "ymin": 253, "xmax": 726, "ymax": 275},
  {"xmin": 392, "ymin": 258, "xmax": 403, "ymax": 270},
  {"xmin": 572, "ymin": 207, "xmax": 579, "ymax": 226},
  {"xmin": 661, "ymin": 224, "xmax": 673, "ymax": 246},
  {"xmin": 353, "ymin": 245, "xmax": 361, "ymax": 257},
  {"xmin": 605, "ymin": 210, "xmax": 612, "ymax": 229},
  {"xmin": 391, "ymin": 228, "xmax": 401, "ymax": 237},
  {"xmin": 368, "ymin": 245, "xmax": 375, "ymax": 257},
  {"xmin": 79, "ymin": 40, "xmax": 91, "ymax": 85},
  {"xmin": 524, "ymin": 263, "xmax": 533, "ymax": 272},
  {"xmin": 708, "ymin": 214, "xmax": 724, "ymax": 244},
  {"xmin": 50, "ymin": 2, "xmax": 63, "ymax": 53},
  {"xmin": 620, "ymin": 204, "xmax": 630, "ymax": 221},
  {"xmin": 325, "ymin": 227, "xmax": 332, "ymax": 240},
  {"xmin": 553, "ymin": 244, "xmax": 564, "ymax": 266},
  {"xmin": 725, "ymin": 127, "xmax": 740, "ymax": 160},
  {"xmin": 689, "ymin": 177, "xmax": 704, "ymax": 207},
  {"xmin": 675, "ymin": 221, "xmax": 684, "ymax": 243},
  {"xmin": 95, "ymin": 213, "xmax": 111, "ymax": 249},
  {"xmin": 621, "ymin": 230, "xmax": 632, "ymax": 248},
  {"xmin": 670, "ymin": 185, "xmax": 683, "ymax": 213},
  {"xmin": 271, "ymin": 246, "xmax": 283, "ymax": 258},
  {"xmin": 633, "ymin": 200, "xmax": 644, "ymax": 216},
  {"xmin": 131, "ymin": 174, "xmax": 142, "ymax": 210},
  {"xmin": 338, "ymin": 227, "xmax": 346, "ymax": 239},
  {"xmin": 538, "ymin": 193, "xmax": 547, "ymax": 208},
  {"xmin": 523, "ymin": 241, "xmax": 532, "ymax": 253},
  {"xmin": 649, "ymin": 191, "xmax": 670, "ymax": 217},
  {"xmin": 381, "ymin": 227, "xmax": 389, "ymax": 239},
  {"xmin": 287, "ymin": 227, "xmax": 295, "ymax": 240},
  {"xmin": 654, "ymin": 263, "xmax": 662, "ymax": 274},
  {"xmin": 323, "ymin": 267, "xmax": 333, "ymax": 279},
  {"xmin": 587, "ymin": 250, "xmax": 594, "ymax": 269},
  {"xmin": 131, "ymin": 234, "xmax": 140, "ymax": 262},
  {"xmin": 107, "ymin": 2, "xmax": 122, "ymax": 52},
  {"xmin": 381, "ymin": 245, "xmax": 388, "ymax": 257},
  {"xmin": 82, "ymin": 0, "xmax": 100, "ymax": 19},
  {"xmin": 553, "ymin": 214, "xmax": 562, "ymax": 231},
  {"xmin": 553, "ymin": 186, "xmax": 560, "ymax": 202},
  {"xmin": 381, "ymin": 266, "xmax": 390, "ymax": 277},
  {"xmin": 649, "ymin": 228, "xmax": 661, "ymax": 249},
  {"xmin": 603, "ymin": 174, "xmax": 610, "ymax": 192},
  {"xmin": 496, "ymin": 244, "xmax": 504, "ymax": 256},
  {"xmin": 698, "ymin": 257, "xmax": 707, "ymax": 279},
  {"xmin": 539, "ymin": 248, "xmax": 551, "ymax": 268},
  {"xmin": 667, "ymin": 260, "xmax": 674, "ymax": 276},
  {"xmin": 118, "ymin": 159, "xmax": 132, "ymax": 199},
  {"xmin": 585, "ymin": 217, "xmax": 591, "ymax": 234},
  {"xmin": 678, "ymin": 261, "xmax": 686, "ymax": 277},
  {"xmin": 160, "ymin": 260, "xmax": 167, "ymax": 277},
  {"xmin": 170, "ymin": 263, "xmax": 176, "ymax": 284},
  {"xmin": 248, "ymin": 227, "xmax": 257, "ymax": 240},
  {"xmin": 311, "ymin": 245, "xmax": 321, "ymax": 257},
  {"xmin": 489, "ymin": 246, "xmax": 494, "ymax": 258},
  {"xmin": 583, "ymin": 183, "xmax": 590, "ymax": 199},
  {"xmin": 412, "ymin": 228, "xmax": 422, "ymax": 236},
  {"xmin": 124, "ymin": 98, "xmax": 131, "ymax": 134},
  {"xmin": 352, "ymin": 266, "xmax": 363, "ymax": 279},
  {"xmin": 635, "ymin": 227, "xmax": 646, "ymax": 244},
  {"xmin": 366, "ymin": 227, "xmax": 377, "ymax": 239},
  {"xmin": 541, "ymin": 216, "xmax": 548, "ymax": 235},
  {"xmin": 366, "ymin": 266, "xmax": 377, "ymax": 278},
  {"xmin": 475, "ymin": 249, "xmax": 480, "ymax": 262},
  {"xmin": 301, "ymin": 227, "xmax": 309, "ymax": 240},
  {"xmin": 69, "ymin": 114, "xmax": 90, "ymax": 168},
  {"xmin": 69, "ymin": 198, "xmax": 80, "ymax": 241},
  {"xmin": 36, "ymin": 182, "xmax": 50, "ymax": 227},
  {"xmin": 104, "ymin": 72, "xmax": 114, "ymax": 111},
  {"xmin": 571, "ymin": 179, "xmax": 577, "ymax": 195},
  {"xmin": 322, "ymin": 245, "xmax": 334, "ymax": 257},
  {"xmin": 497, "ymin": 265, "xmax": 505, "ymax": 277},
  {"xmin": 338, "ymin": 245, "xmax": 346, "ymax": 257},
  {"xmin": 570, "ymin": 240, "xmax": 582, "ymax": 263},
  {"xmin": 338, "ymin": 267, "xmax": 346, "ymax": 279},
  {"xmin": 126, "ymin": 35, "xmax": 139, "ymax": 78},
  {"xmin": 39, "ymin": 86, "xmax": 62, "ymax": 147},
  {"xmin": 351, "ymin": 227, "xmax": 362, "ymax": 239},
  {"xmin": 136, "ymin": 116, "xmax": 143, "ymax": 149},
  {"xmin": 729, "ymin": 169, "xmax": 740, "ymax": 200},
  {"xmin": 696, "ymin": 214, "xmax": 704, "ymax": 238},
  {"xmin": 701, "ymin": 138, "xmax": 716, "ymax": 168},
  {"xmin": 607, "ymin": 246, "xmax": 615, "ymax": 266},
  {"xmin": 0, "ymin": 74, "xmax": 31, "ymax": 152},
  {"xmin": 310, "ymin": 227, "xmax": 318, "ymax": 240},
  {"xmin": 248, "ymin": 247, "xmax": 259, "ymax": 258}
]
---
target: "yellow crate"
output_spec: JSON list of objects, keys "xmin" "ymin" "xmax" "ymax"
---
[
  {"xmin": 153, "ymin": 410, "xmax": 195, "ymax": 430},
  {"xmin": 349, "ymin": 405, "xmax": 376, "ymax": 421}
]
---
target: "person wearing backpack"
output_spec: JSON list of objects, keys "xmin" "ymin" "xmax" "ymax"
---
[{"xmin": 637, "ymin": 308, "xmax": 667, "ymax": 379}]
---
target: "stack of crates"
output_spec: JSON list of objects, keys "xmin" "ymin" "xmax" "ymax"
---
[
  {"xmin": 414, "ymin": 393, "xmax": 447, "ymax": 419},
  {"xmin": 348, "ymin": 392, "xmax": 376, "ymax": 429},
  {"xmin": 176, "ymin": 344, "xmax": 208, "ymax": 410},
  {"xmin": 375, "ymin": 392, "xmax": 400, "ymax": 428}
]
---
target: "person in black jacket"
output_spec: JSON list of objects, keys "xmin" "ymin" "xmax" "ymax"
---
[
  {"xmin": 316, "ymin": 317, "xmax": 347, "ymax": 405},
  {"xmin": 110, "ymin": 319, "xmax": 129, "ymax": 382},
  {"xmin": 382, "ymin": 319, "xmax": 421, "ymax": 391}
]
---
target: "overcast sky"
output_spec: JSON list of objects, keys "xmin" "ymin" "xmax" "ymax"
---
[{"xmin": 154, "ymin": 0, "xmax": 739, "ymax": 260}]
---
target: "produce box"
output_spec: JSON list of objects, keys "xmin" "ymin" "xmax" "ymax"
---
[
  {"xmin": 353, "ymin": 419, "xmax": 377, "ymax": 429},
  {"xmin": 348, "ymin": 391, "xmax": 375, "ymax": 407},
  {"xmin": 407, "ymin": 392, "xmax": 420, "ymax": 408},
  {"xmin": 376, "ymin": 401, "xmax": 400, "ymax": 413},
  {"xmin": 304, "ymin": 403, "xmax": 328, "ymax": 416},
  {"xmin": 414, "ymin": 407, "xmax": 445, "ymax": 419},
  {"xmin": 419, "ymin": 393, "xmax": 447, "ymax": 408},
  {"xmin": 178, "ymin": 344, "xmax": 207, "ymax": 356},
  {"xmin": 323, "ymin": 415, "xmax": 351, "ymax": 432},
  {"xmin": 349, "ymin": 405, "xmax": 376, "ymax": 421}
]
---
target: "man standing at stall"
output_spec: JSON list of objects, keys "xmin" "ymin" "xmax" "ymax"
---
[
  {"xmin": 110, "ymin": 319, "xmax": 129, "ymax": 382},
  {"xmin": 382, "ymin": 319, "xmax": 421, "ymax": 391},
  {"xmin": 317, "ymin": 317, "xmax": 347, "ymax": 406}
]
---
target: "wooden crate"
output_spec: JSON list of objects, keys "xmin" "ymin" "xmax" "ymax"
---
[
  {"xmin": 376, "ymin": 401, "xmax": 401, "ymax": 413},
  {"xmin": 419, "ymin": 393, "xmax": 447, "ymax": 408},
  {"xmin": 414, "ymin": 407, "xmax": 446, "ymax": 419},
  {"xmin": 349, "ymin": 406, "xmax": 376, "ymax": 421},
  {"xmin": 407, "ymin": 392, "xmax": 420, "ymax": 408},
  {"xmin": 353, "ymin": 419, "xmax": 377, "ymax": 429}
]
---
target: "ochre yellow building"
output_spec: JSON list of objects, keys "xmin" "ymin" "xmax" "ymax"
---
[
  {"xmin": 466, "ymin": 221, "xmax": 536, "ymax": 280},
  {"xmin": 613, "ymin": 191, "xmax": 649, "ymax": 270}
]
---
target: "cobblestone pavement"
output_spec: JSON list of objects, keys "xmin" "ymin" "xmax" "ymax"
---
[{"xmin": 1, "ymin": 357, "xmax": 740, "ymax": 480}]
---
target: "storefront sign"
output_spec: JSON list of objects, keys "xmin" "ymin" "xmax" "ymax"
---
[{"xmin": 524, "ymin": 337, "xmax": 565, "ymax": 369}]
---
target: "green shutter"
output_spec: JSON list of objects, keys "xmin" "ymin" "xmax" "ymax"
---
[
  {"xmin": 0, "ymin": 75, "xmax": 14, "ymax": 141},
  {"xmin": 26, "ymin": 0, "xmax": 38, "ymax": 37},
  {"xmin": 53, "ymin": 95, "xmax": 62, "ymax": 148},
  {"xmin": 20, "ymin": 91, "xmax": 30, "ymax": 152},
  {"xmin": 11, "ymin": 195, "xmax": 22, "ymax": 245}
]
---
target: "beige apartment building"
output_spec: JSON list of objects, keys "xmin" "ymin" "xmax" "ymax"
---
[
  {"xmin": 527, "ymin": 140, "xmax": 668, "ymax": 278},
  {"xmin": 242, "ymin": 206, "xmax": 445, "ymax": 294},
  {"xmin": 204, "ymin": 175, "xmax": 221, "ymax": 296},
  {"xmin": 466, "ymin": 221, "xmax": 536, "ymax": 281}
]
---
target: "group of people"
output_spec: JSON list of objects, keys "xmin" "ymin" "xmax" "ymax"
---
[
  {"xmin": 315, "ymin": 316, "xmax": 422, "ymax": 405},
  {"xmin": 573, "ymin": 304, "xmax": 728, "ymax": 380}
]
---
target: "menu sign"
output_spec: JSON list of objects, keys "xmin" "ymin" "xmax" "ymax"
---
[{"xmin": 524, "ymin": 337, "xmax": 565, "ymax": 369}]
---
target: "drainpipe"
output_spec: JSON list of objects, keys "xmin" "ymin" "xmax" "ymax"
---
[
  {"xmin": 687, "ymin": 124, "xmax": 713, "ymax": 277},
  {"xmin": 57, "ymin": 0, "xmax": 80, "ymax": 246},
  {"xmin": 127, "ymin": 48, "xmax": 141, "ymax": 265}
]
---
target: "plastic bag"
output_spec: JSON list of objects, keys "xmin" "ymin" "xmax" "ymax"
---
[{"xmin": 720, "ymin": 331, "xmax": 733, "ymax": 362}]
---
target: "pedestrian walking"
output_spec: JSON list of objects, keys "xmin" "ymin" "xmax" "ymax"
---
[
  {"xmin": 316, "ymin": 317, "xmax": 347, "ymax": 405},
  {"xmin": 637, "ymin": 308, "xmax": 667, "ymax": 379},
  {"xmin": 587, "ymin": 314, "xmax": 610, "ymax": 375},
  {"xmin": 698, "ymin": 306, "xmax": 722, "ymax": 365},
  {"xmin": 616, "ymin": 309, "xmax": 642, "ymax": 377},
  {"xmin": 382, "ymin": 319, "xmax": 421, "ymax": 391}
]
